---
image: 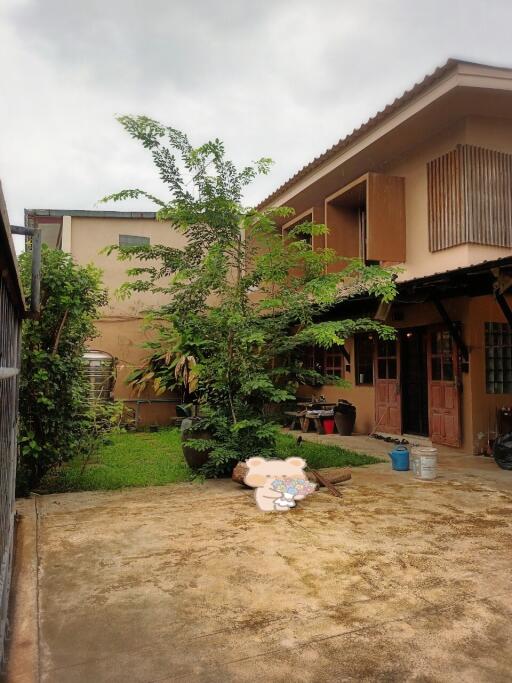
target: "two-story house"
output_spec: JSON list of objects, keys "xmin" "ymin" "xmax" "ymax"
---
[
  {"xmin": 259, "ymin": 59, "xmax": 512, "ymax": 454},
  {"xmin": 24, "ymin": 209, "xmax": 186, "ymax": 426}
]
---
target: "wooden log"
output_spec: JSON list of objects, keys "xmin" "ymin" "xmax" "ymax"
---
[
  {"xmin": 232, "ymin": 462, "xmax": 351, "ymax": 487},
  {"xmin": 306, "ymin": 468, "xmax": 351, "ymax": 486},
  {"xmin": 308, "ymin": 468, "xmax": 343, "ymax": 497}
]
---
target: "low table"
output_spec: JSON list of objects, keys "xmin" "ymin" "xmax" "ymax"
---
[{"xmin": 296, "ymin": 403, "xmax": 336, "ymax": 435}]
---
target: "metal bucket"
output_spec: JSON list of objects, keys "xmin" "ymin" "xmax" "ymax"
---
[{"xmin": 411, "ymin": 447, "xmax": 437, "ymax": 480}]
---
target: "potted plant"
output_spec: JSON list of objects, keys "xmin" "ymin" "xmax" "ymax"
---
[{"xmin": 180, "ymin": 415, "xmax": 213, "ymax": 469}]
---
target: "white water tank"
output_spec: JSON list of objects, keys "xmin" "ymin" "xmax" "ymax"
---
[{"xmin": 82, "ymin": 350, "xmax": 115, "ymax": 403}]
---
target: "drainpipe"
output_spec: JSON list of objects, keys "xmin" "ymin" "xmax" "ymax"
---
[{"xmin": 10, "ymin": 224, "xmax": 41, "ymax": 318}]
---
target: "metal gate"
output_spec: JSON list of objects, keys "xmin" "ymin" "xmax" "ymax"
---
[{"xmin": 0, "ymin": 185, "xmax": 24, "ymax": 667}]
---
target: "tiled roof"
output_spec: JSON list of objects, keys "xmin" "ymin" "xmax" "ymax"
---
[{"xmin": 257, "ymin": 58, "xmax": 469, "ymax": 209}]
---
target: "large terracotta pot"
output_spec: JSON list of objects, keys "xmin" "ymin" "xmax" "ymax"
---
[
  {"xmin": 180, "ymin": 418, "xmax": 212, "ymax": 469},
  {"xmin": 334, "ymin": 400, "xmax": 356, "ymax": 436}
]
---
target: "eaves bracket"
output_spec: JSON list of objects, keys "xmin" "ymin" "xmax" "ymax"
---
[{"xmin": 431, "ymin": 297, "xmax": 469, "ymax": 362}]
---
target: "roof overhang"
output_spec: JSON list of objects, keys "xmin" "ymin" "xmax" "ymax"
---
[
  {"xmin": 25, "ymin": 209, "xmax": 157, "ymax": 220},
  {"xmin": 260, "ymin": 60, "xmax": 512, "ymax": 221},
  {"xmin": 319, "ymin": 256, "xmax": 512, "ymax": 323},
  {"xmin": 396, "ymin": 256, "xmax": 512, "ymax": 303}
]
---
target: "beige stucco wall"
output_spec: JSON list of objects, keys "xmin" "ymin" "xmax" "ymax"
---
[
  {"xmin": 382, "ymin": 117, "xmax": 512, "ymax": 282},
  {"xmin": 298, "ymin": 298, "xmax": 469, "ymax": 444},
  {"xmin": 299, "ymin": 294, "xmax": 512, "ymax": 453},
  {"xmin": 465, "ymin": 116, "xmax": 512, "ymax": 153},
  {"xmin": 467, "ymin": 294, "xmax": 512, "ymax": 452},
  {"xmin": 67, "ymin": 215, "xmax": 185, "ymax": 426},
  {"xmin": 91, "ymin": 318, "xmax": 178, "ymax": 427},
  {"xmin": 296, "ymin": 336, "xmax": 376, "ymax": 435},
  {"xmin": 69, "ymin": 216, "xmax": 187, "ymax": 316}
]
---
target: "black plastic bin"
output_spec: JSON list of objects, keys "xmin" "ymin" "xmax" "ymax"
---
[
  {"xmin": 334, "ymin": 400, "xmax": 356, "ymax": 435},
  {"xmin": 493, "ymin": 432, "xmax": 512, "ymax": 470},
  {"xmin": 497, "ymin": 407, "xmax": 512, "ymax": 436}
]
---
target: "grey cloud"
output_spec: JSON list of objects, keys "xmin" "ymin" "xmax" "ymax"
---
[
  {"xmin": 6, "ymin": 0, "xmax": 290, "ymax": 95},
  {"xmin": 1, "ymin": 0, "xmax": 512, "ymax": 227}
]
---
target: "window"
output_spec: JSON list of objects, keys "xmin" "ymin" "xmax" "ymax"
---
[
  {"xmin": 355, "ymin": 334, "xmax": 374, "ymax": 385},
  {"xmin": 303, "ymin": 346, "xmax": 324, "ymax": 375},
  {"xmin": 284, "ymin": 226, "xmax": 312, "ymax": 247},
  {"xmin": 430, "ymin": 330, "xmax": 454, "ymax": 382},
  {"xmin": 376, "ymin": 339, "xmax": 398, "ymax": 379},
  {"xmin": 119, "ymin": 234, "xmax": 150, "ymax": 247},
  {"xmin": 325, "ymin": 172, "xmax": 406, "ymax": 265},
  {"xmin": 324, "ymin": 345, "xmax": 345, "ymax": 379},
  {"xmin": 282, "ymin": 215, "xmax": 313, "ymax": 279},
  {"xmin": 298, "ymin": 346, "xmax": 324, "ymax": 386},
  {"xmin": 485, "ymin": 323, "xmax": 512, "ymax": 394},
  {"xmin": 301, "ymin": 345, "xmax": 346, "ymax": 381}
]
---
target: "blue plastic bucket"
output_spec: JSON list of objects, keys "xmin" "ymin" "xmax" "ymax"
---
[{"xmin": 389, "ymin": 445, "xmax": 410, "ymax": 471}]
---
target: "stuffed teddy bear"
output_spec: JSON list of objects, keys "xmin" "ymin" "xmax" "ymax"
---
[{"xmin": 243, "ymin": 456, "xmax": 316, "ymax": 511}]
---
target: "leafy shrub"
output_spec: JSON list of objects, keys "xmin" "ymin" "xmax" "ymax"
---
[{"xmin": 17, "ymin": 246, "xmax": 108, "ymax": 494}]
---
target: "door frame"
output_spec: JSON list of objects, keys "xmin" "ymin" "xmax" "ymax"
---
[
  {"xmin": 373, "ymin": 336, "xmax": 402, "ymax": 435},
  {"xmin": 400, "ymin": 326, "xmax": 429, "ymax": 437}
]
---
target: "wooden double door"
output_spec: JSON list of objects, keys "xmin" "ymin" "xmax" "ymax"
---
[{"xmin": 374, "ymin": 326, "xmax": 461, "ymax": 446}]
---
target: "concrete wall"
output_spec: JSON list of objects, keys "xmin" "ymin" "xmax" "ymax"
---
[
  {"xmin": 69, "ymin": 216, "xmax": 187, "ymax": 316},
  {"xmin": 381, "ymin": 117, "xmax": 512, "ymax": 282},
  {"xmin": 467, "ymin": 294, "xmax": 512, "ymax": 453},
  {"xmin": 91, "ymin": 318, "xmax": 178, "ymax": 427},
  {"xmin": 68, "ymin": 216, "xmax": 185, "ymax": 426}
]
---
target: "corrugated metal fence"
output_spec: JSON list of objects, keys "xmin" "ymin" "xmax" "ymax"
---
[{"xmin": 0, "ymin": 184, "xmax": 24, "ymax": 667}]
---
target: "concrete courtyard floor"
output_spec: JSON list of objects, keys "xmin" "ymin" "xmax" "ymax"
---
[{"xmin": 7, "ymin": 447, "xmax": 512, "ymax": 682}]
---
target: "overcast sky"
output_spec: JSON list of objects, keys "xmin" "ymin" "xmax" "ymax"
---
[{"xmin": 1, "ymin": 0, "xmax": 512, "ymax": 231}]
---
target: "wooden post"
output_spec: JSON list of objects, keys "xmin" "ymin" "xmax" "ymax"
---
[{"xmin": 495, "ymin": 290, "xmax": 512, "ymax": 330}]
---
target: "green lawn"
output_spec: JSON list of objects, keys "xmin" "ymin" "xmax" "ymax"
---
[
  {"xmin": 275, "ymin": 433, "xmax": 382, "ymax": 469},
  {"xmin": 40, "ymin": 428, "xmax": 382, "ymax": 493}
]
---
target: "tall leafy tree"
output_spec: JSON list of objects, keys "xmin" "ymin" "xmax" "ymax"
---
[{"xmin": 103, "ymin": 117, "xmax": 397, "ymax": 474}]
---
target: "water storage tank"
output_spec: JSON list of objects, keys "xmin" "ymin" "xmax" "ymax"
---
[{"xmin": 82, "ymin": 350, "xmax": 115, "ymax": 403}]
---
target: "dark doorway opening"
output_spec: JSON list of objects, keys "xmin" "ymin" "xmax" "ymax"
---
[{"xmin": 401, "ymin": 327, "xmax": 429, "ymax": 436}]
